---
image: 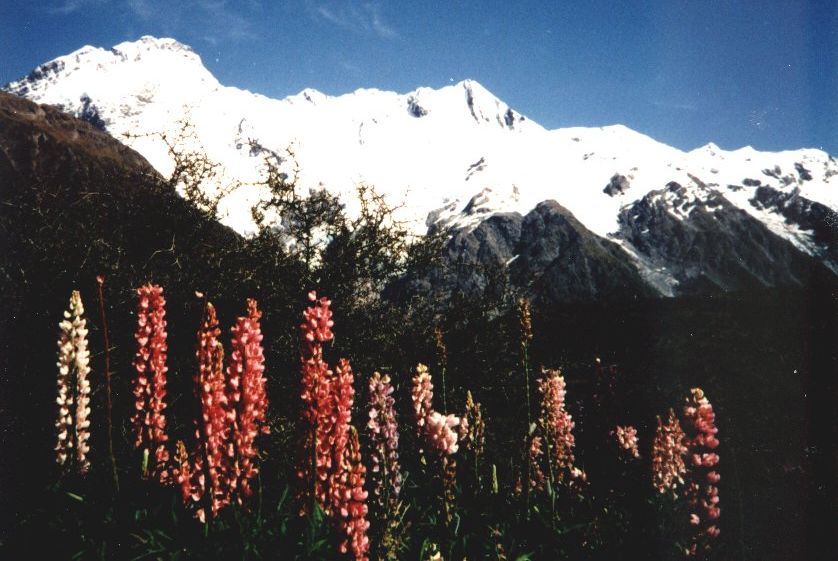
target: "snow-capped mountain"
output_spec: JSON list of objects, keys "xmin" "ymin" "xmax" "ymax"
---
[{"xmin": 5, "ymin": 36, "xmax": 836, "ymax": 298}]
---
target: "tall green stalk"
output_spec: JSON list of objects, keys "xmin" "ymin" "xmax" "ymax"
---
[{"xmin": 519, "ymin": 298, "xmax": 534, "ymax": 518}]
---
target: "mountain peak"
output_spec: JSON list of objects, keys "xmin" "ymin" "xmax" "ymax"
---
[
  {"xmin": 4, "ymin": 37, "xmax": 836, "ymax": 287},
  {"xmin": 110, "ymin": 35, "xmax": 199, "ymax": 62},
  {"xmin": 4, "ymin": 35, "xmax": 219, "ymax": 116},
  {"xmin": 446, "ymin": 78, "xmax": 528, "ymax": 130}
]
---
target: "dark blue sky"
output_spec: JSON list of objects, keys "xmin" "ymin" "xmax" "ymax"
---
[{"xmin": 2, "ymin": 1, "xmax": 835, "ymax": 153}]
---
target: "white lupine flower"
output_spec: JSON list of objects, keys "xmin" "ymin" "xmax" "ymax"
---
[{"xmin": 55, "ymin": 290, "xmax": 92, "ymax": 474}]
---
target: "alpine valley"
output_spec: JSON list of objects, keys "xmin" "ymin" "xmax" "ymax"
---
[
  {"xmin": 4, "ymin": 36, "xmax": 837, "ymax": 302},
  {"xmin": 1, "ymin": 36, "xmax": 836, "ymax": 561}
]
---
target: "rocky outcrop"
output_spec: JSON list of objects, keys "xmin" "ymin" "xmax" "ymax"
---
[
  {"xmin": 603, "ymin": 173, "xmax": 630, "ymax": 196},
  {"xmin": 750, "ymin": 186, "xmax": 837, "ymax": 271},
  {"xmin": 423, "ymin": 201, "xmax": 655, "ymax": 304},
  {"xmin": 617, "ymin": 183, "xmax": 829, "ymax": 292}
]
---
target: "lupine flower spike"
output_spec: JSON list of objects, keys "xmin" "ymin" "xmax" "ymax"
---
[
  {"xmin": 55, "ymin": 290, "xmax": 91, "ymax": 474},
  {"xmin": 55, "ymin": 302, "xmax": 75, "ymax": 468},
  {"xmin": 651, "ymin": 409, "xmax": 688, "ymax": 497},
  {"xmin": 527, "ymin": 435, "xmax": 547, "ymax": 491},
  {"xmin": 411, "ymin": 364, "xmax": 460, "ymax": 457},
  {"xmin": 462, "ymin": 391, "xmax": 485, "ymax": 460},
  {"xmin": 518, "ymin": 298, "xmax": 533, "ymax": 424},
  {"xmin": 683, "ymin": 388, "xmax": 721, "ymax": 557},
  {"xmin": 131, "ymin": 284, "xmax": 171, "ymax": 483},
  {"xmin": 367, "ymin": 372, "xmax": 402, "ymax": 514},
  {"xmin": 411, "ymin": 364, "xmax": 460, "ymax": 523},
  {"xmin": 296, "ymin": 292, "xmax": 369, "ymax": 559},
  {"xmin": 72, "ymin": 293, "xmax": 92, "ymax": 475},
  {"xmin": 461, "ymin": 390, "xmax": 486, "ymax": 493},
  {"xmin": 229, "ymin": 298, "xmax": 269, "ymax": 503},
  {"xmin": 297, "ymin": 291, "xmax": 334, "ymax": 512},
  {"xmin": 612, "ymin": 425, "xmax": 640, "ymax": 461},
  {"xmin": 333, "ymin": 427, "xmax": 371, "ymax": 561},
  {"xmin": 538, "ymin": 368, "xmax": 586, "ymax": 486},
  {"xmin": 181, "ymin": 301, "xmax": 230, "ymax": 521}
]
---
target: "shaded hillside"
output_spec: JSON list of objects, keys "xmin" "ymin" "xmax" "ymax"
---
[{"xmin": 0, "ymin": 91, "xmax": 302, "ymax": 536}]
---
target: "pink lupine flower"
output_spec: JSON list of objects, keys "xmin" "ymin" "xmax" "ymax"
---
[
  {"xmin": 683, "ymin": 388, "xmax": 721, "ymax": 556},
  {"xmin": 651, "ymin": 409, "xmax": 688, "ymax": 497},
  {"xmin": 182, "ymin": 301, "xmax": 231, "ymax": 517},
  {"xmin": 612, "ymin": 425, "xmax": 640, "ymax": 460},
  {"xmin": 527, "ymin": 435, "xmax": 546, "ymax": 492},
  {"xmin": 54, "ymin": 290, "xmax": 91, "ymax": 474},
  {"xmin": 318, "ymin": 357, "xmax": 357, "ymax": 516},
  {"xmin": 295, "ymin": 292, "xmax": 371, "ymax": 559},
  {"xmin": 179, "ymin": 298, "xmax": 270, "ymax": 519},
  {"xmin": 131, "ymin": 284, "xmax": 170, "ymax": 482},
  {"xmin": 329, "ymin": 359, "xmax": 354, "ymax": 486},
  {"xmin": 537, "ymin": 368, "xmax": 584, "ymax": 485},
  {"xmin": 425, "ymin": 411, "xmax": 461, "ymax": 456},
  {"xmin": 411, "ymin": 363, "xmax": 460, "ymax": 457},
  {"xmin": 332, "ymin": 427, "xmax": 371, "ymax": 561},
  {"xmin": 297, "ymin": 291, "xmax": 335, "ymax": 511},
  {"xmin": 229, "ymin": 299, "xmax": 269, "ymax": 503},
  {"xmin": 367, "ymin": 372, "xmax": 402, "ymax": 512},
  {"xmin": 174, "ymin": 439, "xmax": 208, "ymax": 523}
]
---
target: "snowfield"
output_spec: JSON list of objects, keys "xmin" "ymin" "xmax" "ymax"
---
[{"xmin": 6, "ymin": 36, "xmax": 835, "ymax": 265}]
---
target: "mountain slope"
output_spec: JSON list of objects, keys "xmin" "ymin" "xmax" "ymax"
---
[{"xmin": 5, "ymin": 36, "xmax": 836, "ymax": 298}]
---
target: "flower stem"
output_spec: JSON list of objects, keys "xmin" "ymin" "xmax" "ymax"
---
[{"xmin": 96, "ymin": 276, "xmax": 119, "ymax": 494}]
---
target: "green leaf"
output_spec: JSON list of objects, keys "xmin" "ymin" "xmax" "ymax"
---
[{"xmin": 66, "ymin": 492, "xmax": 84, "ymax": 502}]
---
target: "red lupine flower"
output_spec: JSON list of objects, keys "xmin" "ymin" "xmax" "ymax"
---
[
  {"xmin": 333, "ymin": 428, "xmax": 371, "ymax": 561},
  {"xmin": 181, "ymin": 301, "xmax": 231, "ymax": 517},
  {"xmin": 229, "ymin": 298, "xmax": 269, "ymax": 503},
  {"xmin": 329, "ymin": 358, "xmax": 354, "ymax": 492},
  {"xmin": 296, "ymin": 293, "xmax": 346, "ymax": 504},
  {"xmin": 651, "ymin": 409, "xmax": 688, "ymax": 497},
  {"xmin": 174, "ymin": 439, "xmax": 206, "ymax": 522},
  {"xmin": 298, "ymin": 291, "xmax": 336, "ymax": 511},
  {"xmin": 367, "ymin": 371, "xmax": 402, "ymax": 513},
  {"xmin": 296, "ymin": 292, "xmax": 370, "ymax": 559},
  {"xmin": 683, "ymin": 388, "xmax": 721, "ymax": 557},
  {"xmin": 131, "ymin": 284, "xmax": 170, "ymax": 483}
]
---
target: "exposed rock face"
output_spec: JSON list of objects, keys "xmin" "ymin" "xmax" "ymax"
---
[
  {"xmin": 510, "ymin": 201, "xmax": 654, "ymax": 302},
  {"xmin": 617, "ymin": 183, "xmax": 829, "ymax": 293},
  {"xmin": 750, "ymin": 186, "xmax": 837, "ymax": 271},
  {"xmin": 427, "ymin": 201, "xmax": 654, "ymax": 303},
  {"xmin": 603, "ymin": 173, "xmax": 630, "ymax": 196}
]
